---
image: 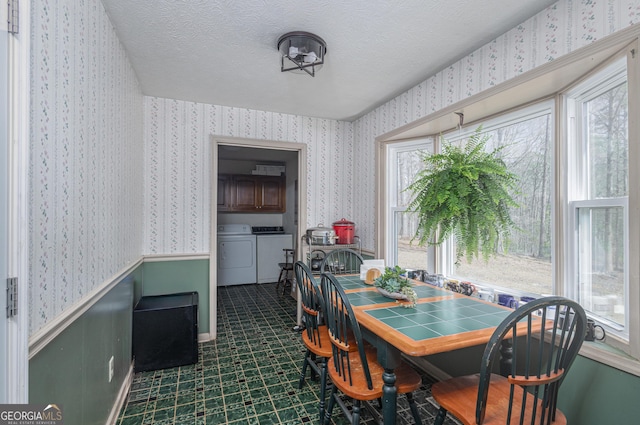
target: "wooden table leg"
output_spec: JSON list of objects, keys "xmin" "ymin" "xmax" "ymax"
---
[
  {"xmin": 381, "ymin": 367, "xmax": 397, "ymax": 425},
  {"xmin": 500, "ymin": 338, "xmax": 513, "ymax": 376},
  {"xmin": 375, "ymin": 339, "xmax": 402, "ymax": 425}
]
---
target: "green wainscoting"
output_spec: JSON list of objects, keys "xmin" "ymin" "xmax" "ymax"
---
[
  {"xmin": 29, "ymin": 270, "xmax": 139, "ymax": 425},
  {"xmin": 424, "ymin": 343, "xmax": 640, "ymax": 424},
  {"xmin": 28, "ymin": 259, "xmax": 214, "ymax": 425},
  {"xmin": 29, "ymin": 256, "xmax": 640, "ymax": 424},
  {"xmin": 559, "ymin": 354, "xmax": 640, "ymax": 424},
  {"xmin": 139, "ymin": 259, "xmax": 210, "ymax": 335}
]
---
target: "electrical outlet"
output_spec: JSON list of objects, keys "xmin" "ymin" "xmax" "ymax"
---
[{"xmin": 108, "ymin": 356, "xmax": 114, "ymax": 382}]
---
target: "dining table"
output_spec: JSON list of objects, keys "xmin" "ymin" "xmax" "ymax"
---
[{"xmin": 332, "ymin": 274, "xmax": 543, "ymax": 425}]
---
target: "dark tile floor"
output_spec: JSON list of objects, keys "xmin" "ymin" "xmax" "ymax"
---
[{"xmin": 117, "ymin": 283, "xmax": 460, "ymax": 424}]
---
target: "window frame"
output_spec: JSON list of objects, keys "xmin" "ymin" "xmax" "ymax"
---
[
  {"xmin": 438, "ymin": 102, "xmax": 556, "ymax": 292},
  {"xmin": 377, "ymin": 36, "xmax": 640, "ymax": 368},
  {"xmin": 562, "ymin": 52, "xmax": 634, "ymax": 351},
  {"xmin": 385, "ymin": 138, "xmax": 434, "ymax": 268},
  {"xmin": 568, "ymin": 198, "xmax": 629, "ymax": 333}
]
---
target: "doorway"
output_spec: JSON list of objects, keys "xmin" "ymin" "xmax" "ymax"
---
[
  {"xmin": 1, "ymin": 0, "xmax": 29, "ymax": 403},
  {"xmin": 1, "ymin": 21, "xmax": 9, "ymax": 403},
  {"xmin": 209, "ymin": 137, "xmax": 307, "ymax": 339}
]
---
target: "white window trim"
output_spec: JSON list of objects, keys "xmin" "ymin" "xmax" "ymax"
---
[
  {"xmin": 442, "ymin": 102, "xmax": 554, "ymax": 144},
  {"xmin": 376, "ymin": 31, "xmax": 640, "ymax": 374},
  {"xmin": 564, "ymin": 56, "xmax": 627, "ymax": 203},
  {"xmin": 439, "ymin": 102, "xmax": 556, "ymax": 281},
  {"xmin": 385, "ymin": 139, "xmax": 433, "ymax": 266},
  {"xmin": 568, "ymin": 198, "xmax": 629, "ymax": 333},
  {"xmin": 561, "ymin": 46, "xmax": 637, "ymax": 358}
]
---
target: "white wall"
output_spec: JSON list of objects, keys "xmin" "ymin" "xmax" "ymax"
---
[{"xmin": 29, "ymin": 0, "xmax": 144, "ymax": 335}]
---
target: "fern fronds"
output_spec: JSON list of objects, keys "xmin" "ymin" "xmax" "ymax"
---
[{"xmin": 406, "ymin": 127, "xmax": 519, "ymax": 264}]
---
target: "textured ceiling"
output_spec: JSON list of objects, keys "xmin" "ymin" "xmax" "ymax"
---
[{"xmin": 101, "ymin": 0, "xmax": 557, "ymax": 121}]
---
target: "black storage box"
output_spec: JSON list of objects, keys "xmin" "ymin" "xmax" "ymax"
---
[{"xmin": 133, "ymin": 291, "xmax": 199, "ymax": 372}]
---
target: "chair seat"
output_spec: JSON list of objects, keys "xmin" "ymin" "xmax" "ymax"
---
[
  {"xmin": 301, "ymin": 325, "xmax": 333, "ymax": 358},
  {"xmin": 327, "ymin": 345, "xmax": 422, "ymax": 401},
  {"xmin": 432, "ymin": 373, "xmax": 567, "ymax": 425}
]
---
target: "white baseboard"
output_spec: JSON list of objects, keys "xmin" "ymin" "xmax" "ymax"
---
[
  {"xmin": 198, "ymin": 332, "xmax": 212, "ymax": 342},
  {"xmin": 143, "ymin": 253, "xmax": 210, "ymax": 262},
  {"xmin": 105, "ymin": 363, "xmax": 134, "ymax": 425}
]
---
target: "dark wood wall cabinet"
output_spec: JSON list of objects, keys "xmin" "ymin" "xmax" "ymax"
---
[{"xmin": 218, "ymin": 174, "xmax": 286, "ymax": 213}]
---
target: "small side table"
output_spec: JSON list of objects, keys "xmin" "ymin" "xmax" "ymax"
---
[{"xmin": 133, "ymin": 292, "xmax": 199, "ymax": 372}]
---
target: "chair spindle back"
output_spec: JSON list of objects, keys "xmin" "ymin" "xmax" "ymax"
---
[
  {"xmin": 294, "ymin": 261, "xmax": 324, "ymax": 348},
  {"xmin": 319, "ymin": 249, "xmax": 364, "ymax": 275},
  {"xmin": 320, "ymin": 272, "xmax": 373, "ymax": 390},
  {"xmin": 477, "ymin": 296, "xmax": 587, "ymax": 425}
]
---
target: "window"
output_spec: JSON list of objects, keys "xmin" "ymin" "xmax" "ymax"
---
[
  {"xmin": 385, "ymin": 139, "xmax": 433, "ymax": 270},
  {"xmin": 566, "ymin": 57, "xmax": 629, "ymax": 335},
  {"xmin": 442, "ymin": 105, "xmax": 554, "ymax": 297},
  {"xmin": 382, "ymin": 43, "xmax": 639, "ymax": 362},
  {"xmin": 386, "ymin": 103, "xmax": 554, "ymax": 291}
]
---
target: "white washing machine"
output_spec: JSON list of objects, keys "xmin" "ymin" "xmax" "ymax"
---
[
  {"xmin": 216, "ymin": 224, "xmax": 257, "ymax": 286},
  {"xmin": 256, "ymin": 233, "xmax": 294, "ymax": 283}
]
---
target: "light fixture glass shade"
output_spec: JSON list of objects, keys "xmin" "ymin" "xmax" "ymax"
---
[{"xmin": 277, "ymin": 31, "xmax": 327, "ymax": 77}]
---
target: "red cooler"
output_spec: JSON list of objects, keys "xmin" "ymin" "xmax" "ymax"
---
[{"xmin": 333, "ymin": 218, "xmax": 355, "ymax": 244}]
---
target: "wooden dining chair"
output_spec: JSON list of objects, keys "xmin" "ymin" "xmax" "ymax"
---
[
  {"xmin": 294, "ymin": 261, "xmax": 333, "ymax": 422},
  {"xmin": 319, "ymin": 248, "xmax": 364, "ymax": 275},
  {"xmin": 320, "ymin": 272, "xmax": 423, "ymax": 425},
  {"xmin": 431, "ymin": 296, "xmax": 587, "ymax": 425}
]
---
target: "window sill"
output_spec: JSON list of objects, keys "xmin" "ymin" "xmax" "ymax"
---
[{"xmin": 579, "ymin": 341, "xmax": 640, "ymax": 377}]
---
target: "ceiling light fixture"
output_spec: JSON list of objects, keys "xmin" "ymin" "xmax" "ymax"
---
[{"xmin": 277, "ymin": 31, "xmax": 327, "ymax": 77}]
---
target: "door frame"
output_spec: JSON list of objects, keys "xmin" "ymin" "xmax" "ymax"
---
[
  {"xmin": 2, "ymin": 0, "xmax": 30, "ymax": 403},
  {"xmin": 209, "ymin": 136, "xmax": 307, "ymax": 339},
  {"xmin": 1, "ymin": 7, "xmax": 9, "ymax": 404}
]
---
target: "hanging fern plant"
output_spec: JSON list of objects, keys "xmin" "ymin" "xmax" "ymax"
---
[{"xmin": 407, "ymin": 127, "xmax": 519, "ymax": 264}]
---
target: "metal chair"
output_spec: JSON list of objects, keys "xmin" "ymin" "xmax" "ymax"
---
[
  {"xmin": 431, "ymin": 296, "xmax": 587, "ymax": 425},
  {"xmin": 319, "ymin": 248, "xmax": 363, "ymax": 275},
  {"xmin": 294, "ymin": 261, "xmax": 332, "ymax": 422},
  {"xmin": 320, "ymin": 272, "xmax": 423, "ymax": 425},
  {"xmin": 276, "ymin": 248, "xmax": 295, "ymax": 295}
]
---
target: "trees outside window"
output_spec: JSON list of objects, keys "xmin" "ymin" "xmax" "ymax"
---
[
  {"xmin": 386, "ymin": 140, "xmax": 433, "ymax": 270},
  {"xmin": 445, "ymin": 109, "xmax": 554, "ymax": 296},
  {"xmin": 384, "ymin": 44, "xmax": 638, "ymax": 364},
  {"xmin": 568, "ymin": 57, "xmax": 628, "ymax": 332}
]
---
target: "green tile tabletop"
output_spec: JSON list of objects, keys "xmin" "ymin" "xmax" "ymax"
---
[{"xmin": 331, "ymin": 275, "xmax": 539, "ymax": 357}]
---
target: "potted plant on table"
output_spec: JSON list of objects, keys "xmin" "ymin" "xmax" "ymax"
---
[
  {"xmin": 407, "ymin": 127, "xmax": 519, "ymax": 265},
  {"xmin": 374, "ymin": 266, "xmax": 418, "ymax": 308}
]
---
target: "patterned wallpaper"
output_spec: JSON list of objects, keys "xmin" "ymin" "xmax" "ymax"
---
[
  {"xmin": 351, "ymin": 0, "xmax": 640, "ymax": 250},
  {"xmin": 29, "ymin": 0, "xmax": 144, "ymax": 334},
  {"xmin": 143, "ymin": 0, "xmax": 640, "ymax": 256},
  {"xmin": 143, "ymin": 98, "xmax": 354, "ymax": 254},
  {"xmin": 27, "ymin": 0, "xmax": 640, "ymax": 334}
]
